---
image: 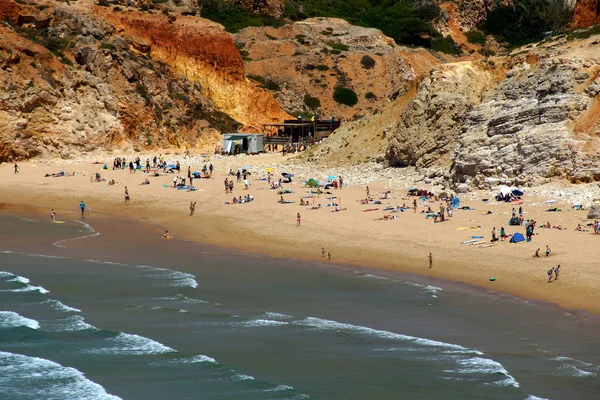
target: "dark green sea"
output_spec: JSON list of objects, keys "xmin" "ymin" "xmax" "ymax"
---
[{"xmin": 1, "ymin": 213, "xmax": 599, "ymax": 400}]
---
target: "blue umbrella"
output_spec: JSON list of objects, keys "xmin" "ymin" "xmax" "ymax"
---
[
  {"xmin": 282, "ymin": 173, "xmax": 294, "ymax": 178},
  {"xmin": 166, "ymin": 164, "xmax": 176, "ymax": 169},
  {"xmin": 325, "ymin": 175, "xmax": 337, "ymax": 181},
  {"xmin": 512, "ymin": 189, "xmax": 524, "ymax": 197}
]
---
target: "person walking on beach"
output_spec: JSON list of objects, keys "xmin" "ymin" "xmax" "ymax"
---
[
  {"xmin": 428, "ymin": 253, "xmax": 433, "ymax": 269},
  {"xmin": 554, "ymin": 264, "xmax": 560, "ymax": 280},
  {"xmin": 209, "ymin": 163, "xmax": 214, "ymax": 177},
  {"xmin": 184, "ymin": 147, "xmax": 191, "ymax": 160},
  {"xmin": 534, "ymin": 248, "xmax": 540, "ymax": 257},
  {"xmin": 14, "ymin": 163, "xmax": 18, "ymax": 174},
  {"xmin": 321, "ymin": 247, "xmax": 325, "ymax": 257},
  {"xmin": 79, "ymin": 201, "xmax": 86, "ymax": 217},
  {"xmin": 545, "ymin": 245, "xmax": 551, "ymax": 257},
  {"xmin": 224, "ymin": 178, "xmax": 229, "ymax": 194},
  {"xmin": 327, "ymin": 252, "xmax": 331, "ymax": 261},
  {"xmin": 413, "ymin": 199, "xmax": 417, "ymax": 213},
  {"xmin": 297, "ymin": 212, "xmax": 301, "ymax": 227},
  {"xmin": 124, "ymin": 187, "xmax": 130, "ymax": 205},
  {"xmin": 491, "ymin": 227, "xmax": 497, "ymax": 242},
  {"xmin": 338, "ymin": 176, "xmax": 343, "ymax": 190},
  {"xmin": 51, "ymin": 209, "xmax": 55, "ymax": 221},
  {"xmin": 547, "ymin": 268, "xmax": 554, "ymax": 283}
]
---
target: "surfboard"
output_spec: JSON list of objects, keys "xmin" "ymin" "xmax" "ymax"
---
[{"xmin": 53, "ymin": 220, "xmax": 66, "ymax": 224}]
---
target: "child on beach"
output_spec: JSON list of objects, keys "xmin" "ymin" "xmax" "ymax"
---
[
  {"xmin": 327, "ymin": 252, "xmax": 331, "ymax": 261},
  {"xmin": 534, "ymin": 248, "xmax": 540, "ymax": 257},
  {"xmin": 554, "ymin": 265, "xmax": 560, "ymax": 280},
  {"xmin": 545, "ymin": 245, "xmax": 551, "ymax": 257}
]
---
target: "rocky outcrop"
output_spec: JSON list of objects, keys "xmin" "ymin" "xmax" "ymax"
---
[
  {"xmin": 223, "ymin": 0, "xmax": 284, "ymax": 19},
  {"xmin": 569, "ymin": 0, "xmax": 600, "ymax": 29},
  {"xmin": 236, "ymin": 18, "xmax": 445, "ymax": 121},
  {"xmin": 386, "ymin": 34, "xmax": 600, "ymax": 189},
  {"xmin": 387, "ymin": 62, "xmax": 494, "ymax": 169},
  {"xmin": 100, "ymin": 8, "xmax": 290, "ymax": 131}
]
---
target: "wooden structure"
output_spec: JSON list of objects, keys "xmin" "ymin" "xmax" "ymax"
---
[
  {"xmin": 263, "ymin": 118, "xmax": 341, "ymax": 145},
  {"xmin": 222, "ymin": 133, "xmax": 264, "ymax": 155}
]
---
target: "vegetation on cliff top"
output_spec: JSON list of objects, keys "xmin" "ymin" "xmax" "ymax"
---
[
  {"xmin": 483, "ymin": 0, "xmax": 574, "ymax": 46},
  {"xmin": 199, "ymin": 0, "xmax": 458, "ymax": 53}
]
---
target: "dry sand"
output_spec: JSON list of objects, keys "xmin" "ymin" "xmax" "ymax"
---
[{"xmin": 2, "ymin": 152, "xmax": 600, "ymax": 315}]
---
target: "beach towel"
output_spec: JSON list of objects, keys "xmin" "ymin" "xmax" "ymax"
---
[
  {"xmin": 471, "ymin": 235, "xmax": 484, "ymax": 239},
  {"xmin": 456, "ymin": 227, "xmax": 482, "ymax": 231},
  {"xmin": 363, "ymin": 208, "xmax": 379, "ymax": 212},
  {"xmin": 460, "ymin": 239, "xmax": 478, "ymax": 245}
]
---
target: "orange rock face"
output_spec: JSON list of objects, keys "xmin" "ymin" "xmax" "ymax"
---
[
  {"xmin": 570, "ymin": 0, "xmax": 600, "ymax": 29},
  {"xmin": 100, "ymin": 9, "xmax": 290, "ymax": 131}
]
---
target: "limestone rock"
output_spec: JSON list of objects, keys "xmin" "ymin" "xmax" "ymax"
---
[{"xmin": 587, "ymin": 203, "xmax": 600, "ymax": 219}]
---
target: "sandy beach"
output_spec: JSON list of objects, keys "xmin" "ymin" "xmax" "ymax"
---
[{"xmin": 2, "ymin": 152, "xmax": 600, "ymax": 315}]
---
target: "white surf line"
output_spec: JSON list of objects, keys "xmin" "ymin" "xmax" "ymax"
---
[{"xmin": 52, "ymin": 220, "xmax": 100, "ymax": 248}]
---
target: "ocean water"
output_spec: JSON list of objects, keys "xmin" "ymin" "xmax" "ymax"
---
[{"xmin": 1, "ymin": 214, "xmax": 600, "ymax": 399}]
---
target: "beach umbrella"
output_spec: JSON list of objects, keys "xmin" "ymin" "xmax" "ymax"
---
[
  {"xmin": 282, "ymin": 173, "xmax": 294, "ymax": 178},
  {"xmin": 266, "ymin": 167, "xmax": 274, "ymax": 173},
  {"xmin": 242, "ymin": 165, "xmax": 252, "ymax": 170},
  {"xmin": 306, "ymin": 179, "xmax": 319, "ymax": 187},
  {"xmin": 512, "ymin": 188, "xmax": 524, "ymax": 197},
  {"xmin": 325, "ymin": 175, "xmax": 337, "ymax": 181},
  {"xmin": 166, "ymin": 164, "xmax": 176, "ymax": 169},
  {"xmin": 408, "ymin": 188, "xmax": 418, "ymax": 193}
]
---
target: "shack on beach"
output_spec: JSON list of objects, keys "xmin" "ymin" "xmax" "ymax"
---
[
  {"xmin": 263, "ymin": 118, "xmax": 341, "ymax": 144},
  {"xmin": 221, "ymin": 133, "xmax": 264, "ymax": 155}
]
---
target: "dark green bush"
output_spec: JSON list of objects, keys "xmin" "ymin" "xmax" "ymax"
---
[
  {"xmin": 198, "ymin": 0, "xmax": 285, "ymax": 33},
  {"xmin": 265, "ymin": 80, "xmax": 280, "ymax": 91},
  {"xmin": 431, "ymin": 36, "xmax": 460, "ymax": 55},
  {"xmin": 316, "ymin": 64, "xmax": 329, "ymax": 71},
  {"xmin": 333, "ymin": 87, "xmax": 358, "ymax": 106},
  {"xmin": 247, "ymin": 74, "xmax": 266, "ymax": 84},
  {"xmin": 465, "ymin": 30, "xmax": 486, "ymax": 45},
  {"xmin": 304, "ymin": 94, "xmax": 321, "ymax": 109},
  {"xmin": 365, "ymin": 92, "xmax": 376, "ymax": 100},
  {"xmin": 483, "ymin": 0, "xmax": 572, "ymax": 46},
  {"xmin": 327, "ymin": 42, "xmax": 349, "ymax": 51},
  {"xmin": 360, "ymin": 55, "xmax": 375, "ymax": 69}
]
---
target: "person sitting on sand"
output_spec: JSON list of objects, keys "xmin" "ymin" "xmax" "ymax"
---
[
  {"xmin": 300, "ymin": 199, "xmax": 306, "ymax": 206},
  {"xmin": 425, "ymin": 206, "xmax": 433, "ymax": 213},
  {"xmin": 576, "ymin": 224, "xmax": 583, "ymax": 231},
  {"xmin": 141, "ymin": 179, "xmax": 150, "ymax": 185},
  {"xmin": 546, "ymin": 221, "xmax": 551, "ymax": 229},
  {"xmin": 162, "ymin": 230, "xmax": 172, "ymax": 239},
  {"xmin": 108, "ymin": 179, "xmax": 116, "ymax": 185},
  {"xmin": 232, "ymin": 197, "xmax": 238, "ymax": 204},
  {"xmin": 534, "ymin": 248, "xmax": 540, "ymax": 257}
]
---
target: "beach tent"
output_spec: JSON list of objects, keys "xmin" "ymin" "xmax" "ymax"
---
[
  {"xmin": 512, "ymin": 188, "xmax": 524, "ymax": 197},
  {"xmin": 325, "ymin": 175, "xmax": 337, "ymax": 181},
  {"xmin": 306, "ymin": 179, "xmax": 319, "ymax": 187},
  {"xmin": 509, "ymin": 233, "xmax": 525, "ymax": 243},
  {"xmin": 166, "ymin": 164, "xmax": 176, "ymax": 169}
]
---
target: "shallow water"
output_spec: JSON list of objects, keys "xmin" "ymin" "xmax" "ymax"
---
[{"xmin": 1, "ymin": 213, "xmax": 600, "ymax": 399}]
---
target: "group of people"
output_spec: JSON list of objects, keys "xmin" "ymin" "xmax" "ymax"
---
[
  {"xmin": 231, "ymin": 194, "xmax": 254, "ymax": 204},
  {"xmin": 547, "ymin": 265, "xmax": 560, "ymax": 282}
]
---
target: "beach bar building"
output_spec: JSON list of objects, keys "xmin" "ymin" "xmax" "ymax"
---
[
  {"xmin": 263, "ymin": 118, "xmax": 341, "ymax": 145},
  {"xmin": 221, "ymin": 133, "xmax": 264, "ymax": 155}
]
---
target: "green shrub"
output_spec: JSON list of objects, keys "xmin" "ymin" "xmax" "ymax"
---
[
  {"xmin": 483, "ymin": 0, "xmax": 572, "ymax": 46},
  {"xmin": 265, "ymin": 80, "xmax": 280, "ymax": 91},
  {"xmin": 431, "ymin": 36, "xmax": 460, "ymax": 55},
  {"xmin": 304, "ymin": 94, "xmax": 321, "ymax": 109},
  {"xmin": 321, "ymin": 30, "xmax": 332, "ymax": 36},
  {"xmin": 315, "ymin": 64, "xmax": 329, "ymax": 71},
  {"xmin": 97, "ymin": 0, "xmax": 109, "ymax": 6},
  {"xmin": 247, "ymin": 74, "xmax": 266, "ymax": 84},
  {"xmin": 333, "ymin": 87, "xmax": 358, "ymax": 106},
  {"xmin": 327, "ymin": 42, "xmax": 349, "ymax": 51},
  {"xmin": 465, "ymin": 30, "xmax": 486, "ymax": 45},
  {"xmin": 100, "ymin": 42, "xmax": 115, "ymax": 50},
  {"xmin": 199, "ymin": 0, "xmax": 285, "ymax": 33},
  {"xmin": 360, "ymin": 55, "xmax": 375, "ymax": 69},
  {"xmin": 330, "ymin": 49, "xmax": 341, "ymax": 55},
  {"xmin": 365, "ymin": 92, "xmax": 376, "ymax": 100}
]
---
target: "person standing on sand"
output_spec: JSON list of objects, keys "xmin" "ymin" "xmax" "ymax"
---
[
  {"xmin": 534, "ymin": 248, "xmax": 540, "ymax": 257},
  {"xmin": 327, "ymin": 252, "xmax": 331, "ymax": 261},
  {"xmin": 51, "ymin": 209, "xmax": 55, "ymax": 221},
  {"xmin": 79, "ymin": 201, "xmax": 85, "ymax": 216},
  {"xmin": 321, "ymin": 247, "xmax": 325, "ymax": 258},
  {"xmin": 366, "ymin": 186, "xmax": 370, "ymax": 198},
  {"xmin": 428, "ymin": 253, "xmax": 433, "ymax": 269},
  {"xmin": 491, "ymin": 227, "xmax": 497, "ymax": 242},
  {"xmin": 554, "ymin": 264, "xmax": 560, "ymax": 280},
  {"xmin": 545, "ymin": 245, "xmax": 551, "ymax": 257},
  {"xmin": 14, "ymin": 163, "xmax": 18, "ymax": 174},
  {"xmin": 224, "ymin": 178, "xmax": 229, "ymax": 194},
  {"xmin": 297, "ymin": 212, "xmax": 301, "ymax": 227},
  {"xmin": 209, "ymin": 163, "xmax": 214, "ymax": 177},
  {"xmin": 547, "ymin": 268, "xmax": 553, "ymax": 283},
  {"xmin": 338, "ymin": 176, "xmax": 343, "ymax": 190},
  {"xmin": 413, "ymin": 199, "xmax": 417, "ymax": 213},
  {"xmin": 124, "ymin": 187, "xmax": 130, "ymax": 205}
]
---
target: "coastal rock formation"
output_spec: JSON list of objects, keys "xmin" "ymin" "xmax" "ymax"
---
[
  {"xmin": 236, "ymin": 18, "xmax": 445, "ymax": 121},
  {"xmin": 385, "ymin": 32, "xmax": 600, "ymax": 189},
  {"xmin": 0, "ymin": 0, "xmax": 288, "ymax": 162},
  {"xmin": 386, "ymin": 62, "xmax": 494, "ymax": 169}
]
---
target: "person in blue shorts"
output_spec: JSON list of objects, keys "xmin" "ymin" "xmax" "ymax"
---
[{"xmin": 80, "ymin": 201, "xmax": 85, "ymax": 216}]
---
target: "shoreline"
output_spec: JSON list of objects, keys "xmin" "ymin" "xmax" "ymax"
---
[{"xmin": 2, "ymin": 156, "xmax": 600, "ymax": 315}]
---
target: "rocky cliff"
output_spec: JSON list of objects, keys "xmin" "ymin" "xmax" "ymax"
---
[
  {"xmin": 235, "ymin": 18, "xmax": 446, "ymax": 121},
  {"xmin": 0, "ymin": 0, "xmax": 288, "ymax": 162},
  {"xmin": 385, "ymin": 31, "xmax": 600, "ymax": 190}
]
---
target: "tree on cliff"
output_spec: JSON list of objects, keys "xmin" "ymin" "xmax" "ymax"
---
[{"xmin": 483, "ymin": 0, "xmax": 574, "ymax": 45}]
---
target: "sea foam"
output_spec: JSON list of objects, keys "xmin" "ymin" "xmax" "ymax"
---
[
  {"xmin": 0, "ymin": 311, "xmax": 40, "ymax": 330},
  {"xmin": 43, "ymin": 299, "xmax": 82, "ymax": 313},
  {"xmin": 0, "ymin": 351, "xmax": 122, "ymax": 400},
  {"xmin": 90, "ymin": 332, "xmax": 176, "ymax": 356},
  {"xmin": 44, "ymin": 316, "xmax": 96, "ymax": 332}
]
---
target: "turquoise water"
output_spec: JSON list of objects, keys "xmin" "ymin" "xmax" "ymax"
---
[{"xmin": 1, "ymin": 214, "xmax": 600, "ymax": 399}]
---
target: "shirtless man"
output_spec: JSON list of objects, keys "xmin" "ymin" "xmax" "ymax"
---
[{"xmin": 428, "ymin": 253, "xmax": 433, "ymax": 269}]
